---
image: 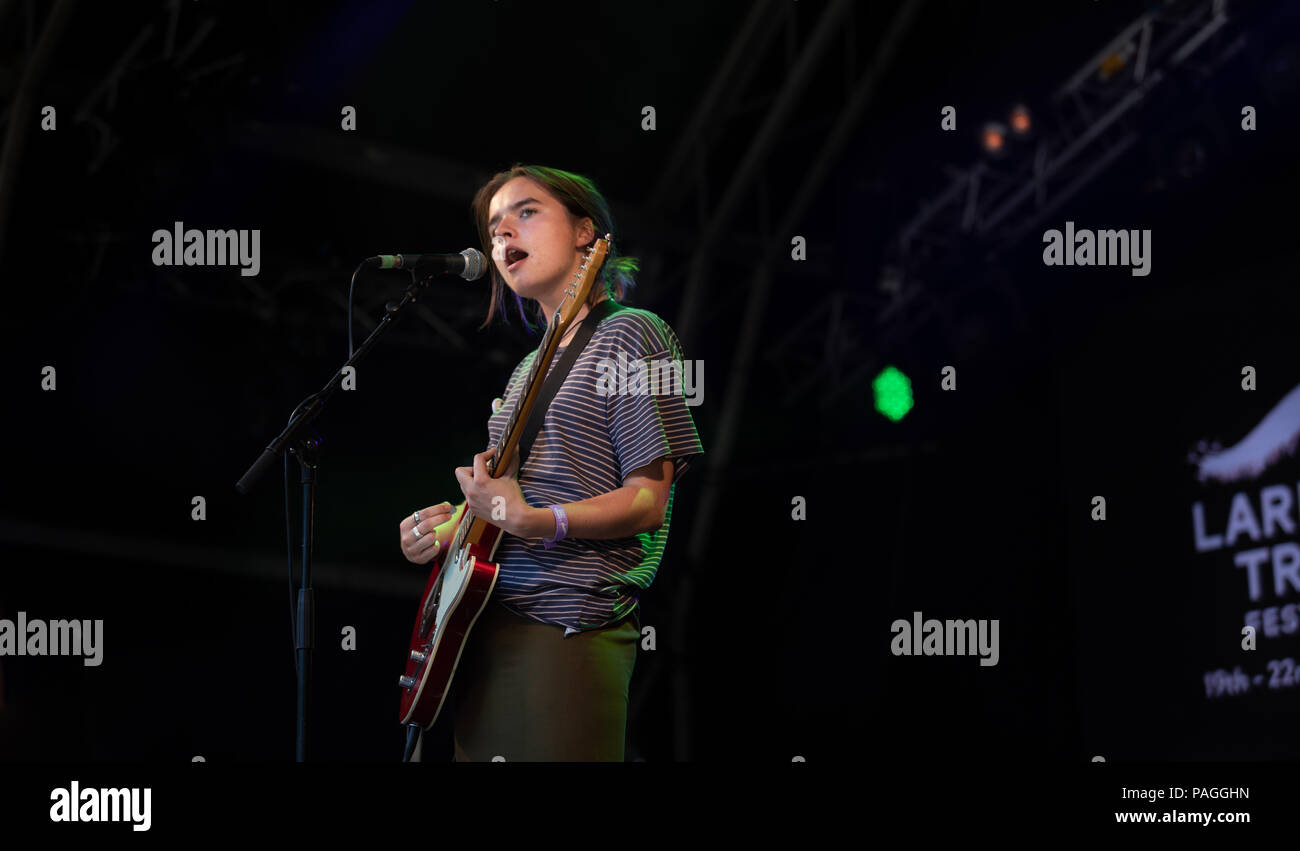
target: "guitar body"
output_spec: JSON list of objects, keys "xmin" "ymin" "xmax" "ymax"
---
[
  {"xmin": 396, "ymin": 235, "xmax": 612, "ymax": 732},
  {"xmin": 397, "ymin": 528, "xmax": 503, "ymax": 728}
]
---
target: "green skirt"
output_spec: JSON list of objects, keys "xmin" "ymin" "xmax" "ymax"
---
[{"xmin": 450, "ymin": 599, "xmax": 640, "ymax": 762}]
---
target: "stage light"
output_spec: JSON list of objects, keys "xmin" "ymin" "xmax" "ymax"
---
[
  {"xmin": 1009, "ymin": 104, "xmax": 1032, "ymax": 135},
  {"xmin": 873, "ymin": 366, "xmax": 914, "ymax": 422},
  {"xmin": 1099, "ymin": 52, "xmax": 1127, "ymax": 80},
  {"xmin": 980, "ymin": 122, "xmax": 1007, "ymax": 156},
  {"xmin": 1097, "ymin": 42, "xmax": 1138, "ymax": 82}
]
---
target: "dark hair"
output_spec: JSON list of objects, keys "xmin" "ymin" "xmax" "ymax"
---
[{"xmin": 470, "ymin": 163, "xmax": 639, "ymax": 331}]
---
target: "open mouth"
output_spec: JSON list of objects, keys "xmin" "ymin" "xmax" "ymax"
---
[{"xmin": 505, "ymin": 247, "xmax": 529, "ymax": 272}]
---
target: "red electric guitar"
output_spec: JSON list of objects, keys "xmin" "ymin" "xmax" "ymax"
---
[{"xmin": 398, "ymin": 235, "xmax": 611, "ymax": 736}]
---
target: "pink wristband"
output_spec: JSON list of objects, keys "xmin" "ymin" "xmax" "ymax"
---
[{"xmin": 543, "ymin": 504, "xmax": 569, "ymax": 549}]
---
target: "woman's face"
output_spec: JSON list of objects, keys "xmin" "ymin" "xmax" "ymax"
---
[{"xmin": 487, "ymin": 177, "xmax": 593, "ymax": 304}]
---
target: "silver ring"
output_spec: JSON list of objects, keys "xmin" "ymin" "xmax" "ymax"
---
[
  {"xmin": 413, "ymin": 510, "xmax": 420, "ymax": 523},
  {"xmin": 413, "ymin": 525, "xmax": 422, "ymax": 539}
]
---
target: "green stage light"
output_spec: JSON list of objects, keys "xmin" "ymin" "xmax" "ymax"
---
[{"xmin": 873, "ymin": 366, "xmax": 913, "ymax": 421}]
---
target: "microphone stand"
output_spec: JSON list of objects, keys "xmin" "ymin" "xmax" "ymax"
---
[{"xmin": 236, "ymin": 268, "xmax": 441, "ymax": 762}]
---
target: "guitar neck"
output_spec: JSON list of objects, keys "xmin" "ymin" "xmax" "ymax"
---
[{"xmin": 451, "ymin": 236, "xmax": 611, "ymax": 551}]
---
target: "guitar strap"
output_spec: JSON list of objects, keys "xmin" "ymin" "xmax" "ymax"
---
[{"xmin": 517, "ymin": 298, "xmax": 624, "ymax": 469}]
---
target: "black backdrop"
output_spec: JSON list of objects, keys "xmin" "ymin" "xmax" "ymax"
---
[{"xmin": 1, "ymin": 0, "xmax": 1298, "ymax": 772}]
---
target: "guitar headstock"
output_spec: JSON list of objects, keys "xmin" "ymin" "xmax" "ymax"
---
[{"xmin": 553, "ymin": 234, "xmax": 612, "ymax": 334}]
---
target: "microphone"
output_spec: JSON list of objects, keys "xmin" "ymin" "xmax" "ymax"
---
[{"xmin": 366, "ymin": 248, "xmax": 487, "ymax": 281}]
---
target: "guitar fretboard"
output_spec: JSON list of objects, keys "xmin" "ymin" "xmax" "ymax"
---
[
  {"xmin": 444, "ymin": 309, "xmax": 562, "ymax": 560},
  {"xmin": 490, "ymin": 310, "xmax": 561, "ymax": 473},
  {"xmin": 441, "ymin": 236, "xmax": 606, "ymax": 560}
]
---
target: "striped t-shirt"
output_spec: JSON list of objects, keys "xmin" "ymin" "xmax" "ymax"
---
[{"xmin": 484, "ymin": 305, "xmax": 704, "ymax": 634}]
